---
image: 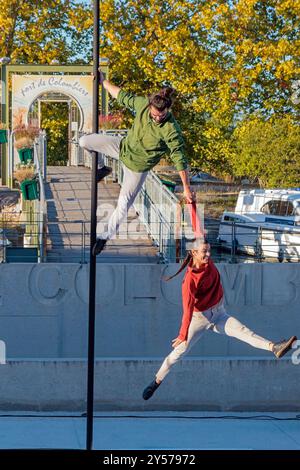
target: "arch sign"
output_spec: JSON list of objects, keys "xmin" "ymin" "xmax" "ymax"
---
[
  {"xmin": 0, "ymin": 64, "xmax": 108, "ymax": 184},
  {"xmin": 12, "ymin": 74, "xmax": 93, "ymax": 131}
]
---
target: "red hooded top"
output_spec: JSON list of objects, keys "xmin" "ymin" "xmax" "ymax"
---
[{"xmin": 178, "ymin": 258, "xmax": 223, "ymax": 341}]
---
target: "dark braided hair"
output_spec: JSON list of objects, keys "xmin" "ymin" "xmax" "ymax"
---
[
  {"xmin": 163, "ymin": 238, "xmax": 209, "ymax": 282},
  {"xmin": 149, "ymin": 87, "xmax": 175, "ymax": 111},
  {"xmin": 163, "ymin": 251, "xmax": 192, "ymax": 282}
]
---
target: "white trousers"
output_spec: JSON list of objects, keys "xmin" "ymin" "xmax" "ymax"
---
[
  {"xmin": 156, "ymin": 298, "xmax": 272, "ymax": 382},
  {"xmin": 79, "ymin": 134, "xmax": 148, "ymax": 239}
]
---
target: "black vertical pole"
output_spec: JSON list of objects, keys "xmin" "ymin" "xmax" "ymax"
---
[{"xmin": 86, "ymin": 0, "xmax": 100, "ymax": 451}]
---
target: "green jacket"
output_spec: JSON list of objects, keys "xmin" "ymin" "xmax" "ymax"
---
[{"xmin": 117, "ymin": 89, "xmax": 188, "ymax": 173}]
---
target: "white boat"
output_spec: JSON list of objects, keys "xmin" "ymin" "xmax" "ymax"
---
[{"xmin": 217, "ymin": 189, "xmax": 300, "ymax": 261}]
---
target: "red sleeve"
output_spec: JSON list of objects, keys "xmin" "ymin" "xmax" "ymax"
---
[
  {"xmin": 178, "ymin": 275, "xmax": 196, "ymax": 341},
  {"xmin": 187, "ymin": 201, "xmax": 204, "ymax": 239}
]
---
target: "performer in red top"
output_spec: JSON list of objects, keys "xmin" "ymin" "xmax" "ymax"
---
[{"xmin": 143, "ymin": 239, "xmax": 297, "ymax": 400}]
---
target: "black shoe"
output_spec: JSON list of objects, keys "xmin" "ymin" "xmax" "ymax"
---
[
  {"xmin": 272, "ymin": 335, "xmax": 297, "ymax": 358},
  {"xmin": 97, "ymin": 166, "xmax": 112, "ymax": 182},
  {"xmin": 143, "ymin": 380, "xmax": 161, "ymax": 400},
  {"xmin": 92, "ymin": 238, "xmax": 107, "ymax": 256}
]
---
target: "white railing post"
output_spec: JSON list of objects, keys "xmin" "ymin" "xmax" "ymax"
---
[{"xmin": 34, "ymin": 137, "xmax": 47, "ymax": 262}]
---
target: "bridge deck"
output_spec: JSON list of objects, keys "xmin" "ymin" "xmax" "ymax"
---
[{"xmin": 45, "ymin": 166, "xmax": 158, "ymax": 263}]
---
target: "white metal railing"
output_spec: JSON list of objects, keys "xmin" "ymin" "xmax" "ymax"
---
[
  {"xmin": 1, "ymin": 217, "xmax": 299, "ymax": 264},
  {"xmin": 33, "ymin": 135, "xmax": 47, "ymax": 262},
  {"xmin": 132, "ymin": 171, "xmax": 182, "ymax": 262},
  {"xmin": 218, "ymin": 219, "xmax": 300, "ymax": 263},
  {"xmin": 96, "ymin": 130, "xmax": 183, "ymax": 262}
]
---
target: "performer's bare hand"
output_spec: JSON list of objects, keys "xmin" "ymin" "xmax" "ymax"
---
[
  {"xmin": 184, "ymin": 187, "xmax": 195, "ymax": 204},
  {"xmin": 172, "ymin": 337, "xmax": 185, "ymax": 348},
  {"xmin": 91, "ymin": 70, "xmax": 105, "ymax": 84},
  {"xmin": 98, "ymin": 68, "xmax": 105, "ymax": 84}
]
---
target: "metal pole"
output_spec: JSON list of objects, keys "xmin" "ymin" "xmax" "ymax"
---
[{"xmin": 86, "ymin": 0, "xmax": 100, "ymax": 451}]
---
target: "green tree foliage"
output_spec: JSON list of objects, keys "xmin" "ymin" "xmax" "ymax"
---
[
  {"xmin": 41, "ymin": 102, "xmax": 69, "ymax": 165},
  {"xmin": 0, "ymin": 0, "xmax": 92, "ymax": 63},
  {"xmin": 1, "ymin": 1, "xmax": 299, "ymax": 184},
  {"xmin": 232, "ymin": 115, "xmax": 300, "ymax": 187},
  {"xmin": 0, "ymin": 1, "xmax": 93, "ymax": 166},
  {"xmin": 99, "ymin": 0, "xmax": 300, "ymax": 182}
]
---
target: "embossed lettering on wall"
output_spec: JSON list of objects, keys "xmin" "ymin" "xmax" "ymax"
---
[
  {"xmin": 215, "ymin": 264, "xmax": 247, "ymax": 306},
  {"xmin": 125, "ymin": 265, "xmax": 160, "ymax": 305},
  {"xmin": 261, "ymin": 264, "xmax": 300, "ymax": 306},
  {"xmin": 28, "ymin": 265, "xmax": 68, "ymax": 307},
  {"xmin": 289, "ymin": 271, "xmax": 300, "ymax": 303},
  {"xmin": 0, "ymin": 274, "xmax": 2, "ymax": 306},
  {"xmin": 160, "ymin": 265, "xmax": 183, "ymax": 306},
  {"xmin": 75, "ymin": 264, "xmax": 117, "ymax": 305}
]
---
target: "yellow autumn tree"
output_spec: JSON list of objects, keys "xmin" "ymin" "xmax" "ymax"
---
[
  {"xmin": 232, "ymin": 115, "xmax": 300, "ymax": 187},
  {"xmin": 1, "ymin": 1, "xmax": 299, "ymax": 182},
  {"xmin": 99, "ymin": 0, "xmax": 300, "ymax": 177},
  {"xmin": 0, "ymin": 0, "xmax": 92, "ymax": 63},
  {"xmin": 0, "ymin": 0, "xmax": 93, "ymax": 163}
]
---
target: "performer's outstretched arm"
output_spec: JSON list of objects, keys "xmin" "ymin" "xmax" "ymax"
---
[
  {"xmin": 99, "ymin": 69, "xmax": 121, "ymax": 99},
  {"xmin": 178, "ymin": 169, "xmax": 194, "ymax": 204}
]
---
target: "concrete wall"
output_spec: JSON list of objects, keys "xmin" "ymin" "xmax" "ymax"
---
[
  {"xmin": 0, "ymin": 358, "xmax": 299, "ymax": 411},
  {"xmin": 0, "ymin": 263, "xmax": 299, "ymax": 358},
  {"xmin": 0, "ymin": 262, "xmax": 299, "ymax": 410}
]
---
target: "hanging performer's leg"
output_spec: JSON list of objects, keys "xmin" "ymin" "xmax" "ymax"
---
[
  {"xmin": 94, "ymin": 165, "xmax": 148, "ymax": 255},
  {"xmin": 80, "ymin": 133, "xmax": 148, "ymax": 254},
  {"xmin": 79, "ymin": 133, "xmax": 122, "ymax": 181}
]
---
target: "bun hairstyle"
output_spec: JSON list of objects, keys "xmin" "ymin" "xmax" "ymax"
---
[{"xmin": 149, "ymin": 87, "xmax": 176, "ymax": 111}]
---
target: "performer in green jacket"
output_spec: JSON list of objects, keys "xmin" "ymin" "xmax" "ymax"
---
[{"xmin": 79, "ymin": 71, "xmax": 193, "ymax": 255}]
